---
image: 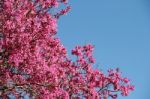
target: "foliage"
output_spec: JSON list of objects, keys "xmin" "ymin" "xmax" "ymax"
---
[{"xmin": 0, "ymin": 0, "xmax": 134, "ymax": 99}]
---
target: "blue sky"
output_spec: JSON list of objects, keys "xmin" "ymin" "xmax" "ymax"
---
[{"xmin": 58, "ymin": 0, "xmax": 150, "ymax": 99}]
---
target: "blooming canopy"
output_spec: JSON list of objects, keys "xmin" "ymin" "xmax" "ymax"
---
[{"xmin": 0, "ymin": 0, "xmax": 134, "ymax": 99}]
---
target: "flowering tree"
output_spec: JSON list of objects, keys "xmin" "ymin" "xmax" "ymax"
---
[{"xmin": 0, "ymin": 0, "xmax": 134, "ymax": 99}]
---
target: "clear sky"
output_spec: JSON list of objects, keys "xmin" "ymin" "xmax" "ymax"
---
[{"xmin": 57, "ymin": 0, "xmax": 150, "ymax": 99}]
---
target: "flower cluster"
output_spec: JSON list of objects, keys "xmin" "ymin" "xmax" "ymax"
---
[{"xmin": 0, "ymin": 0, "xmax": 134, "ymax": 99}]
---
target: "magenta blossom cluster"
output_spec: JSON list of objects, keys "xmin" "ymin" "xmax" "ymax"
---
[{"xmin": 0, "ymin": 0, "xmax": 134, "ymax": 99}]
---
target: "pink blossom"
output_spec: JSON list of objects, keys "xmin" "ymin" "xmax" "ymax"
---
[{"xmin": 0, "ymin": 0, "xmax": 134, "ymax": 98}]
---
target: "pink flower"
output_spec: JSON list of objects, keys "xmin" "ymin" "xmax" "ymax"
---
[{"xmin": 0, "ymin": 0, "xmax": 134, "ymax": 98}]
